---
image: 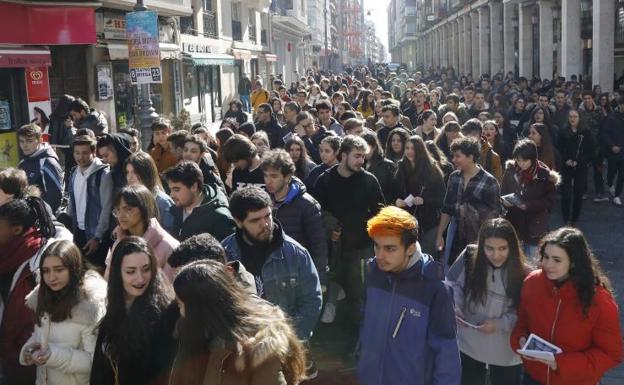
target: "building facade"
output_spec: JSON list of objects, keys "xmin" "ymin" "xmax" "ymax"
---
[
  {"xmin": 410, "ymin": 0, "xmax": 624, "ymax": 93},
  {"xmin": 388, "ymin": 0, "xmax": 418, "ymax": 69},
  {"xmin": 271, "ymin": 0, "xmax": 310, "ymax": 85}
]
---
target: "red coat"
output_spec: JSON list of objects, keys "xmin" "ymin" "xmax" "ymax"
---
[{"xmin": 511, "ymin": 270, "xmax": 622, "ymax": 385}]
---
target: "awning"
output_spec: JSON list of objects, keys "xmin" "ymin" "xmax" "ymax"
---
[
  {"xmin": 185, "ymin": 52, "xmax": 235, "ymax": 66},
  {"xmin": 106, "ymin": 42, "xmax": 181, "ymax": 61},
  {"xmin": 0, "ymin": 46, "xmax": 51, "ymax": 68},
  {"xmin": 231, "ymin": 49, "xmax": 252, "ymax": 61},
  {"xmin": 263, "ymin": 53, "xmax": 277, "ymax": 62}
]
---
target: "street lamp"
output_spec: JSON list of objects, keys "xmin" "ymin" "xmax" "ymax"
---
[{"xmin": 134, "ymin": 0, "xmax": 159, "ymax": 150}]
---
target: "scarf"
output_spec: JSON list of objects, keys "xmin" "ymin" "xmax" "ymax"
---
[
  {"xmin": 0, "ymin": 227, "xmax": 43, "ymax": 274},
  {"xmin": 517, "ymin": 162, "xmax": 537, "ymax": 187}
]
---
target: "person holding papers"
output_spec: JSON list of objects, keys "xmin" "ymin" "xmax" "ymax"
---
[
  {"xmin": 395, "ymin": 135, "xmax": 446, "ymax": 256},
  {"xmin": 511, "ymin": 227, "xmax": 622, "ymax": 385},
  {"xmin": 501, "ymin": 139, "xmax": 560, "ymax": 261},
  {"xmin": 447, "ymin": 218, "xmax": 531, "ymax": 385}
]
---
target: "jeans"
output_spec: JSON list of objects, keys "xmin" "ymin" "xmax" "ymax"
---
[
  {"xmin": 607, "ymin": 159, "xmax": 624, "ymax": 197},
  {"xmin": 335, "ymin": 246, "xmax": 374, "ymax": 329},
  {"xmin": 561, "ymin": 164, "xmax": 588, "ymax": 223},
  {"xmin": 460, "ymin": 353, "xmax": 522, "ymax": 385},
  {"xmin": 240, "ymin": 94, "xmax": 251, "ymax": 112},
  {"xmin": 420, "ymin": 227, "xmax": 438, "ymax": 259},
  {"xmin": 590, "ymin": 154, "xmax": 605, "ymax": 195}
]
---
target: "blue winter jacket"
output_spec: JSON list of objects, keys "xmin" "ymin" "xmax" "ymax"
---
[
  {"xmin": 18, "ymin": 143, "xmax": 63, "ymax": 212},
  {"xmin": 358, "ymin": 252, "xmax": 461, "ymax": 385},
  {"xmin": 222, "ymin": 229, "xmax": 323, "ymax": 340}
]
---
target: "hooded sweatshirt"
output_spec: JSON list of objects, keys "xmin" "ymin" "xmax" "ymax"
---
[
  {"xmin": 18, "ymin": 143, "xmax": 63, "ymax": 212},
  {"xmin": 102, "ymin": 133, "xmax": 132, "ymax": 196},
  {"xmin": 77, "ymin": 109, "xmax": 108, "ymax": 137}
]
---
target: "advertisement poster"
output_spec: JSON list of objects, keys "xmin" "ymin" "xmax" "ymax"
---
[
  {"xmin": 25, "ymin": 67, "xmax": 50, "ymax": 102},
  {"xmin": 96, "ymin": 62, "xmax": 113, "ymax": 100},
  {"xmin": 0, "ymin": 100, "xmax": 11, "ymax": 130},
  {"xmin": 126, "ymin": 10, "xmax": 162, "ymax": 84},
  {"xmin": 0, "ymin": 131, "xmax": 18, "ymax": 168}
]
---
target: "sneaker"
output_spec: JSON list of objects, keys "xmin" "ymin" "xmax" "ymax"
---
[
  {"xmin": 609, "ymin": 185, "xmax": 616, "ymax": 197},
  {"xmin": 337, "ymin": 286, "xmax": 346, "ymax": 301},
  {"xmin": 614, "ymin": 197, "xmax": 623, "ymax": 207},
  {"xmin": 321, "ymin": 302, "xmax": 336, "ymax": 324},
  {"xmin": 302, "ymin": 361, "xmax": 318, "ymax": 381},
  {"xmin": 593, "ymin": 194, "xmax": 609, "ymax": 203}
]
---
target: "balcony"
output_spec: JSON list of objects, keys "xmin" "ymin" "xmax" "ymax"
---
[
  {"xmin": 232, "ymin": 20, "xmax": 243, "ymax": 41},
  {"xmin": 203, "ymin": 10, "xmax": 218, "ymax": 39}
]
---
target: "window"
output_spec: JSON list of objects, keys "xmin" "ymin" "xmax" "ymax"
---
[{"xmin": 616, "ymin": 0, "xmax": 624, "ymax": 48}]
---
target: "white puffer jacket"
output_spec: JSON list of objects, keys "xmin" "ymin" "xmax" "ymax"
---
[{"xmin": 19, "ymin": 271, "xmax": 107, "ymax": 385}]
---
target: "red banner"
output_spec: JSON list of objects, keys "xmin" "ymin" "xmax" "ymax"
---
[
  {"xmin": 25, "ymin": 67, "xmax": 50, "ymax": 103},
  {"xmin": 0, "ymin": 3, "xmax": 96, "ymax": 45}
]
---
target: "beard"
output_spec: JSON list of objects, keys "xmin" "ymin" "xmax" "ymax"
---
[{"xmin": 243, "ymin": 226, "xmax": 273, "ymax": 245}]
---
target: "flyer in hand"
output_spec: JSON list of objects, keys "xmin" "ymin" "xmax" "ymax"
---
[{"xmin": 517, "ymin": 333, "xmax": 562, "ymax": 361}]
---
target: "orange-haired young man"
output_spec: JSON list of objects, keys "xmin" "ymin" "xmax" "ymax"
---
[{"xmin": 357, "ymin": 206, "xmax": 461, "ymax": 385}]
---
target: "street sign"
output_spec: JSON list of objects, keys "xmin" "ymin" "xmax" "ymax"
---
[{"xmin": 126, "ymin": 10, "xmax": 162, "ymax": 84}]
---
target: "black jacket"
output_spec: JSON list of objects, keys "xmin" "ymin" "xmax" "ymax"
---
[
  {"xmin": 77, "ymin": 108, "xmax": 108, "ymax": 137},
  {"xmin": 602, "ymin": 110, "xmax": 624, "ymax": 160},
  {"xmin": 302, "ymin": 127, "xmax": 335, "ymax": 164},
  {"xmin": 312, "ymin": 165, "xmax": 385, "ymax": 251},
  {"xmin": 273, "ymin": 177, "xmax": 328, "ymax": 284},
  {"xmin": 256, "ymin": 117, "xmax": 285, "ymax": 148},
  {"xmin": 104, "ymin": 133, "xmax": 132, "ymax": 195},
  {"xmin": 90, "ymin": 302, "xmax": 179, "ymax": 385},
  {"xmin": 170, "ymin": 184, "xmax": 236, "ymax": 241},
  {"xmin": 557, "ymin": 125, "xmax": 595, "ymax": 167},
  {"xmin": 365, "ymin": 154, "xmax": 398, "ymax": 203}
]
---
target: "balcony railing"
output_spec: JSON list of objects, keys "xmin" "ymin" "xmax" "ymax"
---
[
  {"xmin": 249, "ymin": 24, "xmax": 257, "ymax": 43},
  {"xmin": 203, "ymin": 10, "xmax": 218, "ymax": 39},
  {"xmin": 232, "ymin": 20, "xmax": 243, "ymax": 41}
]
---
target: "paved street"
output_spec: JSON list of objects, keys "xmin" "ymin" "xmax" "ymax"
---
[{"xmin": 306, "ymin": 193, "xmax": 624, "ymax": 385}]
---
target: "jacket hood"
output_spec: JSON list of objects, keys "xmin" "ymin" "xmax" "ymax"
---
[
  {"xmin": 200, "ymin": 183, "xmax": 229, "ymax": 209},
  {"xmin": 82, "ymin": 157, "xmax": 108, "ymax": 178},
  {"xmin": 230, "ymin": 301, "xmax": 294, "ymax": 371},
  {"xmin": 25, "ymin": 270, "xmax": 107, "ymax": 326},
  {"xmin": 104, "ymin": 133, "xmax": 132, "ymax": 169},
  {"xmin": 282, "ymin": 176, "xmax": 306, "ymax": 205},
  {"xmin": 505, "ymin": 159, "xmax": 561, "ymax": 185},
  {"xmin": 28, "ymin": 142, "xmax": 59, "ymax": 161}
]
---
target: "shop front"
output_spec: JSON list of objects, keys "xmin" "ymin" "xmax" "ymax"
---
[
  {"xmin": 94, "ymin": 10, "xmax": 183, "ymax": 130},
  {"xmin": 181, "ymin": 40, "xmax": 235, "ymax": 125}
]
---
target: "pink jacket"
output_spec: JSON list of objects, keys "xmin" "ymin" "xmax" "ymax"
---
[{"xmin": 107, "ymin": 218, "xmax": 179, "ymax": 278}]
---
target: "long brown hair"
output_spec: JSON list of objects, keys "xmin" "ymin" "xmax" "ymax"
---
[
  {"xmin": 464, "ymin": 218, "xmax": 529, "ymax": 309},
  {"xmin": 530, "ymin": 123, "xmax": 556, "ymax": 170},
  {"xmin": 399, "ymin": 135, "xmax": 444, "ymax": 183},
  {"xmin": 124, "ymin": 151, "xmax": 163, "ymax": 193},
  {"xmin": 37, "ymin": 240, "xmax": 86, "ymax": 324},
  {"xmin": 539, "ymin": 227, "xmax": 613, "ymax": 316},
  {"xmin": 171, "ymin": 260, "xmax": 306, "ymax": 385}
]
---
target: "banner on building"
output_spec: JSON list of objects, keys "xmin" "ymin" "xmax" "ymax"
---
[
  {"xmin": 0, "ymin": 131, "xmax": 18, "ymax": 168},
  {"xmin": 126, "ymin": 10, "xmax": 162, "ymax": 84}
]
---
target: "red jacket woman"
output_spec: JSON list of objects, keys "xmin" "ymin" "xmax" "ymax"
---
[{"xmin": 510, "ymin": 228, "xmax": 622, "ymax": 385}]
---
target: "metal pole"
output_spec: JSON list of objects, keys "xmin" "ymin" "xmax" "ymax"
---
[
  {"xmin": 324, "ymin": 0, "xmax": 329, "ymax": 71},
  {"xmin": 134, "ymin": 0, "xmax": 159, "ymax": 150}
]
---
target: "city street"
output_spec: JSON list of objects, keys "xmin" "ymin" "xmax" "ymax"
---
[{"xmin": 308, "ymin": 195, "xmax": 624, "ymax": 385}]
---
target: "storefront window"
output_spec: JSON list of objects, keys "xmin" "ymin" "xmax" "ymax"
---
[{"xmin": 112, "ymin": 62, "xmax": 136, "ymax": 130}]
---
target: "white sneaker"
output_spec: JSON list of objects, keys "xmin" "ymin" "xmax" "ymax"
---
[
  {"xmin": 614, "ymin": 197, "xmax": 623, "ymax": 207},
  {"xmin": 321, "ymin": 303, "xmax": 336, "ymax": 324},
  {"xmin": 609, "ymin": 185, "xmax": 616, "ymax": 197},
  {"xmin": 337, "ymin": 287, "xmax": 346, "ymax": 301}
]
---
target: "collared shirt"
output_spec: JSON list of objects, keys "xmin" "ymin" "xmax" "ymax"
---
[{"xmin": 442, "ymin": 166, "xmax": 501, "ymax": 219}]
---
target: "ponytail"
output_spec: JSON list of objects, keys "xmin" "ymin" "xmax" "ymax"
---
[{"xmin": 0, "ymin": 196, "xmax": 55, "ymax": 239}]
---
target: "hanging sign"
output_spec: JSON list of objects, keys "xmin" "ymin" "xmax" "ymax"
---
[{"xmin": 126, "ymin": 10, "xmax": 162, "ymax": 84}]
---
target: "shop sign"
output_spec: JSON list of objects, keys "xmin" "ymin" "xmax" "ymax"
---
[
  {"xmin": 0, "ymin": 100, "xmax": 11, "ymax": 130},
  {"xmin": 126, "ymin": 11, "xmax": 162, "ymax": 84},
  {"xmin": 25, "ymin": 67, "xmax": 50, "ymax": 102},
  {"xmin": 182, "ymin": 42, "xmax": 213, "ymax": 54},
  {"xmin": 103, "ymin": 13, "xmax": 127, "ymax": 40},
  {"xmin": 0, "ymin": 131, "xmax": 18, "ymax": 168}
]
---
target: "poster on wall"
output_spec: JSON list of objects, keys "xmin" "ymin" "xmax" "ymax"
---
[
  {"xmin": 96, "ymin": 62, "xmax": 113, "ymax": 100},
  {"xmin": 126, "ymin": 10, "xmax": 162, "ymax": 84},
  {"xmin": 0, "ymin": 131, "xmax": 18, "ymax": 168},
  {"xmin": 24, "ymin": 67, "xmax": 52, "ymax": 128},
  {"xmin": 0, "ymin": 100, "xmax": 11, "ymax": 131}
]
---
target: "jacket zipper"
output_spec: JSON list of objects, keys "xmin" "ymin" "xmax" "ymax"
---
[
  {"xmin": 379, "ymin": 279, "xmax": 397, "ymax": 384},
  {"xmin": 546, "ymin": 294, "xmax": 562, "ymax": 385}
]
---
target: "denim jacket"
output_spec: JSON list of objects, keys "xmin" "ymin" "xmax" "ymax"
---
[
  {"xmin": 222, "ymin": 230, "xmax": 322, "ymax": 340},
  {"xmin": 68, "ymin": 160, "xmax": 114, "ymax": 240}
]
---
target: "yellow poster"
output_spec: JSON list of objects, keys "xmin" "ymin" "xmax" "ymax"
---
[{"xmin": 0, "ymin": 131, "xmax": 19, "ymax": 168}]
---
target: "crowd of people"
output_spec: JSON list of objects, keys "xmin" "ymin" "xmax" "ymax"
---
[{"xmin": 0, "ymin": 63, "xmax": 622, "ymax": 385}]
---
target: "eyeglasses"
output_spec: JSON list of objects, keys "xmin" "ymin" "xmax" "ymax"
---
[{"xmin": 112, "ymin": 206, "xmax": 136, "ymax": 218}]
